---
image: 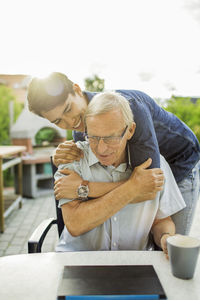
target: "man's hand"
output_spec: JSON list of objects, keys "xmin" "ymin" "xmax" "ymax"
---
[
  {"xmin": 160, "ymin": 233, "xmax": 171, "ymax": 259},
  {"xmin": 54, "ymin": 169, "xmax": 82, "ymax": 200},
  {"xmin": 53, "ymin": 140, "xmax": 84, "ymax": 167},
  {"xmin": 128, "ymin": 158, "xmax": 164, "ymax": 202}
]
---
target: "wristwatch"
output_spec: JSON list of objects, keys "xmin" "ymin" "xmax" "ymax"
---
[{"xmin": 77, "ymin": 180, "xmax": 89, "ymax": 200}]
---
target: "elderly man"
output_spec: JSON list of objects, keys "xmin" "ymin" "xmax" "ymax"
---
[{"xmin": 55, "ymin": 92, "xmax": 185, "ymax": 254}]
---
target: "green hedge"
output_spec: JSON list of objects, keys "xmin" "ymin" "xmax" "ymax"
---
[
  {"xmin": 35, "ymin": 127, "xmax": 56, "ymax": 145},
  {"xmin": 0, "ymin": 85, "xmax": 23, "ymax": 186},
  {"xmin": 0, "ymin": 85, "xmax": 23, "ymax": 145},
  {"xmin": 164, "ymin": 96, "xmax": 200, "ymax": 142}
]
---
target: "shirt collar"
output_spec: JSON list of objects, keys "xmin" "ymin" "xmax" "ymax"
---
[{"xmin": 88, "ymin": 146, "xmax": 99, "ymax": 166}]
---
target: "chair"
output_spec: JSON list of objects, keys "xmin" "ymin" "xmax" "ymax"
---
[{"xmin": 28, "ymin": 158, "xmax": 64, "ymax": 253}]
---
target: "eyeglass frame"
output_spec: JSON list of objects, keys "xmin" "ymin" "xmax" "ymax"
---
[{"xmin": 85, "ymin": 125, "xmax": 128, "ymax": 145}]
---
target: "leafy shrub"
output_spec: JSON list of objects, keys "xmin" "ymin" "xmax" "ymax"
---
[
  {"xmin": 0, "ymin": 85, "xmax": 23, "ymax": 186},
  {"xmin": 3, "ymin": 169, "xmax": 14, "ymax": 187},
  {"xmin": 35, "ymin": 127, "xmax": 56, "ymax": 145},
  {"xmin": 164, "ymin": 96, "xmax": 200, "ymax": 142},
  {"xmin": 84, "ymin": 74, "xmax": 104, "ymax": 92},
  {"xmin": 0, "ymin": 85, "xmax": 23, "ymax": 145}
]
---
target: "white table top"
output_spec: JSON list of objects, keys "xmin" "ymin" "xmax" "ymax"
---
[
  {"xmin": 0, "ymin": 251, "xmax": 199, "ymax": 300},
  {"xmin": 0, "ymin": 146, "xmax": 26, "ymax": 158}
]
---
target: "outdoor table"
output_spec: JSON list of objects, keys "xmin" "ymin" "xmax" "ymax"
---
[
  {"xmin": 0, "ymin": 145, "xmax": 26, "ymax": 232},
  {"xmin": 0, "ymin": 250, "xmax": 199, "ymax": 300}
]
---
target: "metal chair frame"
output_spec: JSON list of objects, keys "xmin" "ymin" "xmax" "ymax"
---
[{"xmin": 28, "ymin": 158, "xmax": 64, "ymax": 253}]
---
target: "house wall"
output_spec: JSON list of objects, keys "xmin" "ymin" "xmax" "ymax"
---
[{"xmin": 0, "ymin": 74, "xmax": 31, "ymax": 103}]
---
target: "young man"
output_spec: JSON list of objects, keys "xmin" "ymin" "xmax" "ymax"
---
[
  {"xmin": 27, "ymin": 72, "xmax": 200, "ymax": 234},
  {"xmin": 54, "ymin": 92, "xmax": 185, "ymax": 253}
]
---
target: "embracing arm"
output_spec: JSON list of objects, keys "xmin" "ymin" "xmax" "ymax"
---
[
  {"xmin": 54, "ymin": 168, "xmax": 125, "ymax": 199},
  {"xmin": 54, "ymin": 158, "xmax": 164, "ymax": 200},
  {"xmin": 127, "ymin": 91, "xmax": 160, "ymax": 169},
  {"xmin": 53, "ymin": 141, "xmax": 126, "ymax": 199},
  {"xmin": 60, "ymin": 159, "xmax": 164, "ymax": 237}
]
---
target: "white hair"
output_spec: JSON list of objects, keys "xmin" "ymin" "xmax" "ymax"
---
[{"xmin": 85, "ymin": 91, "xmax": 134, "ymax": 126}]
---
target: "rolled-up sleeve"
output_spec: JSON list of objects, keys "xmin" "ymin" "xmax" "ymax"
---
[{"xmin": 129, "ymin": 97, "xmax": 160, "ymax": 169}]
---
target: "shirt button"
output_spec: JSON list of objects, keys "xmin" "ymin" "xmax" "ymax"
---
[
  {"xmin": 113, "ymin": 242, "xmax": 117, "ymax": 247},
  {"xmin": 114, "ymin": 217, "xmax": 117, "ymax": 221}
]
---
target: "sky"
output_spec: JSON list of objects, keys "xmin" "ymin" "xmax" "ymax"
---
[{"xmin": 1, "ymin": 0, "xmax": 200, "ymax": 98}]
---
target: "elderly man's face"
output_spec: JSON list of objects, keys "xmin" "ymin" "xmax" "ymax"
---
[{"xmin": 86, "ymin": 109, "xmax": 135, "ymax": 167}]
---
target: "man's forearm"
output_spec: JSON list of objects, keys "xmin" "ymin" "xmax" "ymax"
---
[
  {"xmin": 88, "ymin": 180, "xmax": 156, "ymax": 202},
  {"xmin": 54, "ymin": 171, "xmax": 126, "ymax": 200},
  {"xmin": 151, "ymin": 216, "xmax": 175, "ymax": 248},
  {"xmin": 55, "ymin": 159, "xmax": 163, "ymax": 201},
  {"xmin": 88, "ymin": 181, "xmax": 125, "ymax": 198}
]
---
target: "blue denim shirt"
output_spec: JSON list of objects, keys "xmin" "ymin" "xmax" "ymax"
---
[{"xmin": 73, "ymin": 90, "xmax": 200, "ymax": 183}]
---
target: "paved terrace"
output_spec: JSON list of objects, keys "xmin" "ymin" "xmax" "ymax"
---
[{"xmin": 0, "ymin": 191, "xmax": 200, "ymax": 256}]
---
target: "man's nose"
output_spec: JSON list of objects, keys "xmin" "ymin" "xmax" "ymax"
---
[{"xmin": 97, "ymin": 138, "xmax": 108, "ymax": 153}]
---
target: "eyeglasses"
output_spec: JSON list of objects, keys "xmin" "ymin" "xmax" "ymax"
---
[{"xmin": 86, "ymin": 126, "xmax": 128, "ymax": 145}]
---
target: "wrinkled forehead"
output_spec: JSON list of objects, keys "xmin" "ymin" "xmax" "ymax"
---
[{"xmin": 86, "ymin": 110, "xmax": 126, "ymax": 135}]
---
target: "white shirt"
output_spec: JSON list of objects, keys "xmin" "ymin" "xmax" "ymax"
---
[{"xmin": 55, "ymin": 141, "xmax": 185, "ymax": 252}]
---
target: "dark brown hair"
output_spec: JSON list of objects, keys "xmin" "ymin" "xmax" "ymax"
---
[{"xmin": 27, "ymin": 72, "xmax": 75, "ymax": 116}]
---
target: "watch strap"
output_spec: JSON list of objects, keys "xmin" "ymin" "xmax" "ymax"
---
[{"xmin": 81, "ymin": 180, "xmax": 89, "ymax": 186}]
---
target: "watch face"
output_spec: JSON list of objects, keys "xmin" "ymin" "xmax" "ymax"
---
[{"xmin": 78, "ymin": 185, "xmax": 89, "ymax": 199}]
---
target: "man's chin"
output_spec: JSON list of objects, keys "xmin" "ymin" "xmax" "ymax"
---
[
  {"xmin": 98, "ymin": 157, "xmax": 113, "ymax": 166},
  {"xmin": 73, "ymin": 123, "xmax": 84, "ymax": 132}
]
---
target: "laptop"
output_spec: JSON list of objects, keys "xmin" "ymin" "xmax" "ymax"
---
[{"xmin": 57, "ymin": 265, "xmax": 167, "ymax": 299}]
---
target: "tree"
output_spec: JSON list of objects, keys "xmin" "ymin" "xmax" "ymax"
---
[
  {"xmin": 84, "ymin": 74, "xmax": 105, "ymax": 92},
  {"xmin": 164, "ymin": 96, "xmax": 200, "ymax": 142}
]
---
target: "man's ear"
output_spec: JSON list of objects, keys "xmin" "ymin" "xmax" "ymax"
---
[
  {"xmin": 127, "ymin": 122, "xmax": 136, "ymax": 140},
  {"xmin": 73, "ymin": 84, "xmax": 83, "ymax": 97}
]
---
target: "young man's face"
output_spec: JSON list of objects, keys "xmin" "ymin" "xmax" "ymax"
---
[
  {"xmin": 86, "ymin": 110, "xmax": 135, "ymax": 167},
  {"xmin": 41, "ymin": 85, "xmax": 88, "ymax": 132}
]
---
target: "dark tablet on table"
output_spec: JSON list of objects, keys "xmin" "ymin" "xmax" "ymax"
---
[{"xmin": 57, "ymin": 265, "xmax": 167, "ymax": 300}]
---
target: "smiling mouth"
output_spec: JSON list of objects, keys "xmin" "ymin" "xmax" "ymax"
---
[{"xmin": 73, "ymin": 118, "xmax": 82, "ymax": 129}]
